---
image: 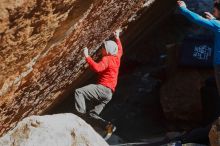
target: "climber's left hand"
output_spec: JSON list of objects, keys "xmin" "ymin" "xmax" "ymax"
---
[{"xmin": 83, "ymin": 47, "xmax": 89, "ymax": 57}]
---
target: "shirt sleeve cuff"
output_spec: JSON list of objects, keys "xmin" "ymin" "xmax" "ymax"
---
[
  {"xmin": 86, "ymin": 56, "xmax": 94, "ymax": 64},
  {"xmin": 179, "ymin": 6, "xmax": 188, "ymax": 12},
  {"xmin": 86, "ymin": 56, "xmax": 91, "ymax": 60}
]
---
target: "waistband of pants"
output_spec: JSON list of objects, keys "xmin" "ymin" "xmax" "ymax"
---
[{"xmin": 98, "ymin": 84, "xmax": 114, "ymax": 93}]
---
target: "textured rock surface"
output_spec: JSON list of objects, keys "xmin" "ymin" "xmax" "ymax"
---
[
  {"xmin": 0, "ymin": 114, "xmax": 108, "ymax": 146},
  {"xmin": 0, "ymin": 0, "xmax": 156, "ymax": 135}
]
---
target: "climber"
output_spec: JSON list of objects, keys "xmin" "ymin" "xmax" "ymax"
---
[
  {"xmin": 73, "ymin": 29, "xmax": 123, "ymax": 139},
  {"xmin": 177, "ymin": 1, "xmax": 220, "ymax": 95}
]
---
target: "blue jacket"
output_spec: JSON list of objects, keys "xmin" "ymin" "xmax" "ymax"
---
[{"xmin": 179, "ymin": 6, "xmax": 220, "ymax": 65}]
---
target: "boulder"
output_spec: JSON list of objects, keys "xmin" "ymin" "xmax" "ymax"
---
[
  {"xmin": 0, "ymin": 114, "xmax": 109, "ymax": 146},
  {"xmin": 0, "ymin": 0, "xmax": 157, "ymax": 135}
]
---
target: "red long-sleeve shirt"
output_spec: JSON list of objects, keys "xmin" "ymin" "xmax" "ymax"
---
[{"xmin": 86, "ymin": 38, "xmax": 123, "ymax": 92}]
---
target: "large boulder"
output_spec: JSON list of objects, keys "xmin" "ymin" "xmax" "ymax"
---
[
  {"xmin": 0, "ymin": 114, "xmax": 109, "ymax": 146},
  {"xmin": 0, "ymin": 0, "xmax": 157, "ymax": 135}
]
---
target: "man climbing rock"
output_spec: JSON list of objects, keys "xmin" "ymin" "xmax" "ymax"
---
[
  {"xmin": 73, "ymin": 29, "xmax": 122, "ymax": 139},
  {"xmin": 178, "ymin": 0, "xmax": 220, "ymax": 95}
]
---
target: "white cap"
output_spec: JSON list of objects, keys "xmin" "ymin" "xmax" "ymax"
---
[{"xmin": 104, "ymin": 40, "xmax": 118, "ymax": 55}]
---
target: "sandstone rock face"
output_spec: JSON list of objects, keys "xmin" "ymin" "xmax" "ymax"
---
[
  {"xmin": 0, "ymin": 114, "xmax": 109, "ymax": 146},
  {"xmin": 0, "ymin": 0, "xmax": 156, "ymax": 135}
]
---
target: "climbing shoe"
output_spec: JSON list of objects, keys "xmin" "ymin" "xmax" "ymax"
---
[{"xmin": 104, "ymin": 122, "xmax": 116, "ymax": 140}]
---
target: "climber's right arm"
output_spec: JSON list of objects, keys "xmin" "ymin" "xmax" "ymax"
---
[
  {"xmin": 114, "ymin": 29, "xmax": 123, "ymax": 58},
  {"xmin": 86, "ymin": 57, "xmax": 108, "ymax": 73}
]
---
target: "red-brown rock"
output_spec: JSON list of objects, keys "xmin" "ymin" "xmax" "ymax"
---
[{"xmin": 0, "ymin": 0, "xmax": 157, "ymax": 136}]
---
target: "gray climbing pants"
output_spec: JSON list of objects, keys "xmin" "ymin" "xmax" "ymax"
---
[
  {"xmin": 215, "ymin": 65, "xmax": 220, "ymax": 95},
  {"xmin": 74, "ymin": 84, "xmax": 113, "ymax": 128}
]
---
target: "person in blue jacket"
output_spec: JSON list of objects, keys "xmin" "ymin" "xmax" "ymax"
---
[{"xmin": 178, "ymin": 1, "xmax": 220, "ymax": 94}]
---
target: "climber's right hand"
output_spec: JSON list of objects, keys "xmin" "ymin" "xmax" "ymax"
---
[
  {"xmin": 177, "ymin": 1, "xmax": 187, "ymax": 8},
  {"xmin": 83, "ymin": 47, "xmax": 89, "ymax": 58},
  {"xmin": 114, "ymin": 29, "xmax": 122, "ymax": 39}
]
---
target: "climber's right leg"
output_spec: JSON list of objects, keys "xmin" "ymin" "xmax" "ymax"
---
[
  {"xmin": 74, "ymin": 84, "xmax": 107, "ymax": 117},
  {"xmin": 74, "ymin": 84, "xmax": 96, "ymax": 114}
]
